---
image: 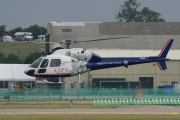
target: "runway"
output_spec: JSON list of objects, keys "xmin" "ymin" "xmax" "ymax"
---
[{"xmin": 0, "ymin": 105, "xmax": 180, "ymax": 114}]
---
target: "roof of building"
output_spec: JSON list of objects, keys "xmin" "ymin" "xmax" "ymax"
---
[
  {"xmin": 0, "ymin": 64, "xmax": 35, "ymax": 81},
  {"xmin": 47, "ymin": 22, "xmax": 180, "ymax": 59},
  {"xmin": 47, "ymin": 22, "xmax": 180, "ymax": 50}
]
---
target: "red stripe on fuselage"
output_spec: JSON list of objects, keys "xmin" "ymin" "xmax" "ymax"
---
[{"xmin": 158, "ymin": 39, "xmax": 170, "ymax": 57}]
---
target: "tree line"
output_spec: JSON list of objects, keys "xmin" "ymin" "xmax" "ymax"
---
[
  {"xmin": 0, "ymin": 24, "xmax": 47, "ymax": 39},
  {"xmin": 0, "ymin": 52, "xmax": 40, "ymax": 64}
]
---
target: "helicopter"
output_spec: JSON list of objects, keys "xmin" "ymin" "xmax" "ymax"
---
[{"xmin": 24, "ymin": 37, "xmax": 174, "ymax": 83}]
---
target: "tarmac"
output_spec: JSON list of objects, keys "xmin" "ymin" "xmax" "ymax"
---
[{"xmin": 0, "ymin": 105, "xmax": 180, "ymax": 114}]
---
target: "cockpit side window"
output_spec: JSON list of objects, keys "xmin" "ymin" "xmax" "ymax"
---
[
  {"xmin": 29, "ymin": 58, "xmax": 42, "ymax": 68},
  {"xmin": 40, "ymin": 59, "xmax": 49, "ymax": 68},
  {"xmin": 50, "ymin": 59, "xmax": 61, "ymax": 67}
]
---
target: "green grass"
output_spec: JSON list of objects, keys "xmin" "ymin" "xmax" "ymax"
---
[
  {"xmin": 0, "ymin": 42, "xmax": 41, "ymax": 60},
  {"xmin": 0, "ymin": 114, "xmax": 179, "ymax": 120}
]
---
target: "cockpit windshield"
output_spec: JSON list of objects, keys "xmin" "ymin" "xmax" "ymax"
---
[{"xmin": 29, "ymin": 58, "xmax": 42, "ymax": 68}]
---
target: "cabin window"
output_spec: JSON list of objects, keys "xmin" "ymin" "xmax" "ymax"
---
[
  {"xmin": 30, "ymin": 58, "xmax": 42, "ymax": 68},
  {"xmin": 50, "ymin": 59, "xmax": 61, "ymax": 67},
  {"xmin": 40, "ymin": 59, "xmax": 49, "ymax": 68}
]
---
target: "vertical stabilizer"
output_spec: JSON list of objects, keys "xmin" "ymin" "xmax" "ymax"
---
[
  {"xmin": 157, "ymin": 38, "xmax": 174, "ymax": 71},
  {"xmin": 158, "ymin": 39, "xmax": 174, "ymax": 58}
]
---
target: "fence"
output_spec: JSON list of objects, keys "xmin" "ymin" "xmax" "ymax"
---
[{"xmin": 0, "ymin": 88, "xmax": 180, "ymax": 103}]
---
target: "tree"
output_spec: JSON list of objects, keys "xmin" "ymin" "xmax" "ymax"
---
[
  {"xmin": 7, "ymin": 25, "xmax": 47, "ymax": 39},
  {"xmin": 3, "ymin": 24, "xmax": 47, "ymax": 40},
  {"xmin": 137, "ymin": 7, "xmax": 165, "ymax": 22},
  {"xmin": 24, "ymin": 24, "xmax": 47, "ymax": 39},
  {"xmin": 0, "ymin": 52, "xmax": 5, "ymax": 63},
  {"xmin": 0, "ymin": 25, "xmax": 6, "ymax": 37},
  {"xmin": 24, "ymin": 52, "xmax": 41, "ymax": 64},
  {"xmin": 8, "ymin": 27, "xmax": 23, "ymax": 37},
  {"xmin": 116, "ymin": 0, "xmax": 165, "ymax": 22},
  {"xmin": 116, "ymin": 0, "xmax": 141, "ymax": 22},
  {"xmin": 4, "ymin": 53, "xmax": 23, "ymax": 63}
]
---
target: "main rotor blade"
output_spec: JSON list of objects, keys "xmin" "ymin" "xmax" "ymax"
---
[
  {"xmin": 37, "ymin": 41, "xmax": 57, "ymax": 44},
  {"xmin": 77, "ymin": 37, "xmax": 130, "ymax": 43},
  {"xmin": 15, "ymin": 40, "xmax": 60, "ymax": 44}
]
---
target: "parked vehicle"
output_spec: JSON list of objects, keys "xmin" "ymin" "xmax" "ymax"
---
[
  {"xmin": 37, "ymin": 35, "xmax": 45, "ymax": 42},
  {"xmin": 1, "ymin": 35, "xmax": 13, "ymax": 42},
  {"xmin": 14, "ymin": 32, "xmax": 33, "ymax": 41}
]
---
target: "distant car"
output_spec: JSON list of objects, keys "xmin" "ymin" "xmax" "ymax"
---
[
  {"xmin": 2, "ymin": 35, "xmax": 13, "ymax": 42},
  {"xmin": 24, "ymin": 36, "xmax": 33, "ymax": 41}
]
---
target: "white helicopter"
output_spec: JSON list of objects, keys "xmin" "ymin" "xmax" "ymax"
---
[{"xmin": 24, "ymin": 37, "xmax": 174, "ymax": 83}]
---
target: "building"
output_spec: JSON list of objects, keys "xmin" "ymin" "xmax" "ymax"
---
[
  {"xmin": 46, "ymin": 22, "xmax": 180, "ymax": 89},
  {"xmin": 0, "ymin": 64, "xmax": 35, "ymax": 89}
]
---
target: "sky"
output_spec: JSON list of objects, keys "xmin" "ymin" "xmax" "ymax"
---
[{"xmin": 0, "ymin": 0, "xmax": 180, "ymax": 30}]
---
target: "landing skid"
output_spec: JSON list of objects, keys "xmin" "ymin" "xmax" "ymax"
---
[
  {"xmin": 43, "ymin": 77, "xmax": 62, "ymax": 84},
  {"xmin": 43, "ymin": 75, "xmax": 82, "ymax": 84}
]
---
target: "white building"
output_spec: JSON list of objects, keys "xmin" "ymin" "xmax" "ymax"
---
[{"xmin": 0, "ymin": 64, "xmax": 35, "ymax": 88}]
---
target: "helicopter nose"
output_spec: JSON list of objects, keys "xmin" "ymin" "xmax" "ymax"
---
[{"xmin": 24, "ymin": 68, "xmax": 35, "ymax": 76}]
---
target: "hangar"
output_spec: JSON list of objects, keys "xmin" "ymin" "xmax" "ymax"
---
[{"xmin": 46, "ymin": 22, "xmax": 180, "ymax": 89}]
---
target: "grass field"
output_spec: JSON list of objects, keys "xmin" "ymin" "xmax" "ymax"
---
[
  {"xmin": 0, "ymin": 41, "xmax": 40, "ymax": 60},
  {"xmin": 0, "ymin": 114, "xmax": 179, "ymax": 120}
]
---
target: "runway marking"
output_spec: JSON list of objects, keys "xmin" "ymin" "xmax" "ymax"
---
[
  {"xmin": 170, "ymin": 112, "xmax": 179, "ymax": 114},
  {"xmin": 153, "ymin": 105, "xmax": 174, "ymax": 108}
]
